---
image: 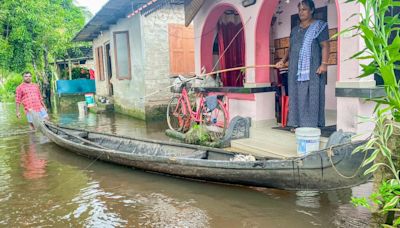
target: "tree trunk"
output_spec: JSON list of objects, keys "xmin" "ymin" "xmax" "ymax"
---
[
  {"xmin": 43, "ymin": 46, "xmax": 51, "ymax": 108},
  {"xmin": 68, "ymin": 57, "xmax": 72, "ymax": 80},
  {"xmin": 43, "ymin": 46, "xmax": 49, "ymax": 85}
]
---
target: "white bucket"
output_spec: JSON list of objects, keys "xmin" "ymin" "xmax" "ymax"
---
[
  {"xmin": 295, "ymin": 127, "xmax": 321, "ymax": 156},
  {"xmin": 77, "ymin": 101, "xmax": 87, "ymax": 116}
]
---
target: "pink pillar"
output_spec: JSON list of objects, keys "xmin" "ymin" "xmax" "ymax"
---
[{"xmin": 254, "ymin": 0, "xmax": 279, "ymax": 83}]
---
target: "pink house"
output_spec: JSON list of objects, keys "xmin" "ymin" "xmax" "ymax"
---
[{"xmin": 185, "ymin": 0, "xmax": 378, "ymax": 140}]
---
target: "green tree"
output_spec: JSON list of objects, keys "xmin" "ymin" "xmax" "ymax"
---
[{"xmin": 0, "ymin": 0, "xmax": 87, "ymax": 102}]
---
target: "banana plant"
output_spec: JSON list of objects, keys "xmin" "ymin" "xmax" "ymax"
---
[{"xmin": 339, "ymin": 0, "xmax": 400, "ymax": 226}]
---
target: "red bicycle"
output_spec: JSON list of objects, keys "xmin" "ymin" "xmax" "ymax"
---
[{"xmin": 167, "ymin": 76, "xmax": 229, "ymax": 140}]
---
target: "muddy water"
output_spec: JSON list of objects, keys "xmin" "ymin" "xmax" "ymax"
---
[{"xmin": 0, "ymin": 102, "xmax": 372, "ymax": 227}]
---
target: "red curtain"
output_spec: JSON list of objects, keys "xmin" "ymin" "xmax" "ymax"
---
[{"xmin": 217, "ymin": 22, "xmax": 245, "ymax": 87}]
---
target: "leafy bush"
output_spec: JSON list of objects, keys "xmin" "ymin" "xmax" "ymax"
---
[
  {"xmin": 185, "ymin": 124, "xmax": 211, "ymax": 144},
  {"xmin": 0, "ymin": 71, "xmax": 23, "ymax": 102},
  {"xmin": 342, "ymin": 0, "xmax": 400, "ymax": 225},
  {"xmin": 72, "ymin": 67, "xmax": 89, "ymax": 79},
  {"xmin": 60, "ymin": 66, "xmax": 90, "ymax": 80},
  {"xmin": 0, "ymin": 70, "xmax": 40, "ymax": 102}
]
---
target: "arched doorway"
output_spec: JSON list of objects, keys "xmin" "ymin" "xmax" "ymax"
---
[
  {"xmin": 255, "ymin": 0, "xmax": 340, "ymax": 82},
  {"xmin": 200, "ymin": 4, "xmax": 246, "ymax": 87},
  {"xmin": 256, "ymin": 0, "xmax": 339, "ymax": 126}
]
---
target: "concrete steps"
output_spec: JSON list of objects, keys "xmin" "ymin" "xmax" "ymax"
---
[
  {"xmin": 230, "ymin": 124, "xmax": 329, "ymax": 159},
  {"xmin": 231, "ymin": 138, "xmax": 297, "ymax": 158}
]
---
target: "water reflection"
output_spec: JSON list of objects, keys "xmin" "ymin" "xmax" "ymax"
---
[
  {"xmin": 0, "ymin": 102, "xmax": 373, "ymax": 227},
  {"xmin": 296, "ymin": 191, "xmax": 321, "ymax": 209},
  {"xmin": 20, "ymin": 135, "xmax": 48, "ymax": 180},
  {"xmin": 51, "ymin": 110, "xmax": 169, "ymax": 140}
]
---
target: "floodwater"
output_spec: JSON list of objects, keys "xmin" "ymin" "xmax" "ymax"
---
[{"xmin": 0, "ymin": 102, "xmax": 373, "ymax": 227}]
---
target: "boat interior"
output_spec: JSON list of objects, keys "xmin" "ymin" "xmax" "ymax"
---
[
  {"xmin": 45, "ymin": 123, "xmax": 270, "ymax": 162},
  {"xmin": 45, "ymin": 107, "xmax": 339, "ymax": 162}
]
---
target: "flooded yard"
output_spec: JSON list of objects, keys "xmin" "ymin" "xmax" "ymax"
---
[{"xmin": 0, "ymin": 102, "xmax": 372, "ymax": 227}]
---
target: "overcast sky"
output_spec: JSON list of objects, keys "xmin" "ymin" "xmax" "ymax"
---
[{"xmin": 75, "ymin": 0, "xmax": 108, "ymax": 15}]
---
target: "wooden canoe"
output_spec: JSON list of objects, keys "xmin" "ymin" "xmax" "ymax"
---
[{"xmin": 36, "ymin": 120, "xmax": 371, "ymax": 190}]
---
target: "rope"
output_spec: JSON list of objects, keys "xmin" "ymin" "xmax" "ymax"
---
[
  {"xmin": 210, "ymin": 17, "xmax": 251, "ymax": 74},
  {"xmin": 326, "ymin": 145, "xmax": 368, "ymax": 179}
]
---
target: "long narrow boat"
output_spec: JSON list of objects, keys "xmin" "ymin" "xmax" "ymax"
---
[{"xmin": 36, "ymin": 120, "xmax": 371, "ymax": 190}]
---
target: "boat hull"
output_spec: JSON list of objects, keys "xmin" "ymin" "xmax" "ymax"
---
[{"xmin": 38, "ymin": 121, "xmax": 371, "ymax": 190}]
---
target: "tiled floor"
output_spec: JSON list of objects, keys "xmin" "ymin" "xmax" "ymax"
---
[{"xmin": 229, "ymin": 110, "xmax": 336, "ymax": 159}]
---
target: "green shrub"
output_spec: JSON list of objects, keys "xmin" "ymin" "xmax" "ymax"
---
[
  {"xmin": 60, "ymin": 67, "xmax": 89, "ymax": 80},
  {"xmin": 185, "ymin": 124, "xmax": 211, "ymax": 144}
]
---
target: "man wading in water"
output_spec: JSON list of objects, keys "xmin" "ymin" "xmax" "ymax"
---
[{"xmin": 15, "ymin": 71, "xmax": 49, "ymax": 130}]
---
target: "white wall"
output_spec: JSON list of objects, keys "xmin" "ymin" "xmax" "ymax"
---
[
  {"xmin": 336, "ymin": 0, "xmax": 375, "ymax": 135},
  {"xmin": 93, "ymin": 30, "xmax": 111, "ymax": 96},
  {"xmin": 109, "ymin": 15, "xmax": 146, "ymax": 112}
]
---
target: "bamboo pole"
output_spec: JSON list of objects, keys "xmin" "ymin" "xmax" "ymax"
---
[{"xmin": 201, "ymin": 64, "xmax": 277, "ymax": 77}]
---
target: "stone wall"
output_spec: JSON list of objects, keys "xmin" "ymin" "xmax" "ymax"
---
[
  {"xmin": 91, "ymin": 4, "xmax": 186, "ymax": 120},
  {"xmin": 142, "ymin": 4, "xmax": 185, "ymax": 103}
]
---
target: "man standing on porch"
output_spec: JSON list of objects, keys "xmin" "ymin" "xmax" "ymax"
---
[{"xmin": 276, "ymin": 0, "xmax": 329, "ymax": 129}]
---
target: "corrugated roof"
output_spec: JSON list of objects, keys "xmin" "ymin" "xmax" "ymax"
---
[
  {"xmin": 184, "ymin": 0, "xmax": 204, "ymax": 26},
  {"xmin": 73, "ymin": 0, "xmax": 184, "ymax": 42},
  {"xmin": 73, "ymin": 0, "xmax": 149, "ymax": 42}
]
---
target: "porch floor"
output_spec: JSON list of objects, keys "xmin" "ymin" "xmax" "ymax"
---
[{"xmin": 228, "ymin": 111, "xmax": 336, "ymax": 159}]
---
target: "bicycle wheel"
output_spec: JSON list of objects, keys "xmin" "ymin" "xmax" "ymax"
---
[
  {"xmin": 200, "ymin": 100, "xmax": 228, "ymax": 140},
  {"xmin": 167, "ymin": 96, "xmax": 189, "ymax": 132}
]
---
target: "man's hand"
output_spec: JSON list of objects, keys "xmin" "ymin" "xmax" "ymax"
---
[
  {"xmin": 316, "ymin": 64, "xmax": 328, "ymax": 75},
  {"xmin": 16, "ymin": 112, "xmax": 21, "ymax": 119}
]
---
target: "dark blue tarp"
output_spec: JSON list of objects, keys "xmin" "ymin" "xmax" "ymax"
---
[{"xmin": 56, "ymin": 79, "xmax": 96, "ymax": 95}]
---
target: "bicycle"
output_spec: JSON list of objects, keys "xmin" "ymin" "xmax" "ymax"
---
[{"xmin": 167, "ymin": 75, "xmax": 229, "ymax": 140}]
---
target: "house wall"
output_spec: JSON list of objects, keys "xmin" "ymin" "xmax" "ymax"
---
[
  {"xmin": 92, "ymin": 4, "xmax": 187, "ymax": 120},
  {"xmin": 108, "ymin": 14, "xmax": 147, "ymax": 119},
  {"xmin": 142, "ymin": 4, "xmax": 186, "ymax": 103},
  {"xmin": 93, "ymin": 30, "xmax": 111, "ymax": 96},
  {"xmin": 193, "ymin": 0, "xmax": 273, "ymax": 122},
  {"xmin": 335, "ymin": 1, "xmax": 375, "ymax": 136},
  {"xmin": 192, "ymin": 0, "xmax": 375, "ymax": 134}
]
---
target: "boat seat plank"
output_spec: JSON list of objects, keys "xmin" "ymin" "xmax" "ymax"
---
[
  {"xmin": 159, "ymin": 145, "xmax": 198, "ymax": 157},
  {"xmin": 178, "ymin": 150, "xmax": 207, "ymax": 159}
]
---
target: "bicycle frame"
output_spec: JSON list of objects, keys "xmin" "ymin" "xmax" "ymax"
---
[
  {"xmin": 175, "ymin": 86, "xmax": 204, "ymax": 123},
  {"xmin": 174, "ymin": 86, "xmax": 230, "ymax": 128}
]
